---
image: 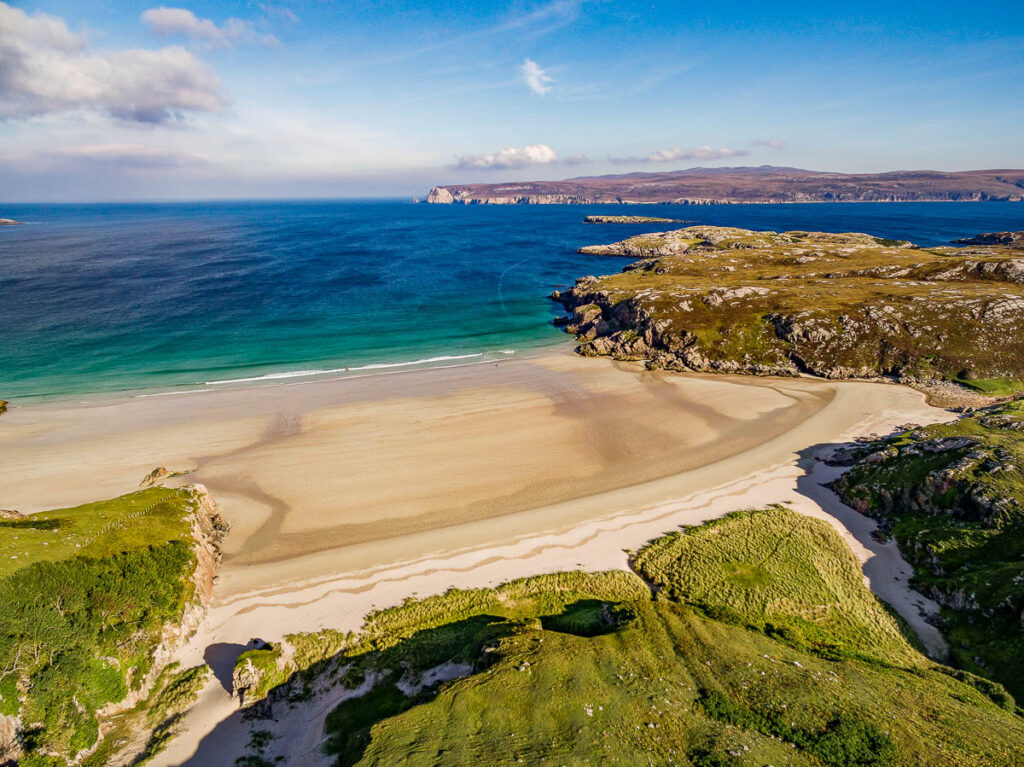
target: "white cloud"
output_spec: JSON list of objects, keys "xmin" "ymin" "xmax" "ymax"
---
[
  {"xmin": 563, "ymin": 154, "xmax": 591, "ymax": 165},
  {"xmin": 520, "ymin": 58, "xmax": 553, "ymax": 95},
  {"xmin": 0, "ymin": 2, "xmax": 226, "ymax": 123},
  {"xmin": 142, "ymin": 7, "xmax": 280, "ymax": 48},
  {"xmin": 453, "ymin": 144, "xmax": 559, "ymax": 170},
  {"xmin": 609, "ymin": 145, "xmax": 750, "ymax": 164},
  {"xmin": 754, "ymin": 139, "xmax": 785, "ymax": 149}
]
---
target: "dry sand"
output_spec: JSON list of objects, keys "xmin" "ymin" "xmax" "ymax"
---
[{"xmin": 0, "ymin": 351, "xmax": 953, "ymax": 766}]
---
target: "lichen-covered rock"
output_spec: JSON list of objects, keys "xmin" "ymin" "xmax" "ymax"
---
[
  {"xmin": 553, "ymin": 226, "xmax": 1024, "ymax": 385},
  {"xmin": 952, "ymin": 231, "xmax": 1024, "ymax": 248}
]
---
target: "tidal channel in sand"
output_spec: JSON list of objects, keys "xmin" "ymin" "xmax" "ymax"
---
[{"xmin": 2, "ymin": 351, "xmax": 835, "ymax": 582}]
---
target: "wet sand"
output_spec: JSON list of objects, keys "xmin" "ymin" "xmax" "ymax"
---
[{"xmin": 2, "ymin": 351, "xmax": 833, "ymax": 580}]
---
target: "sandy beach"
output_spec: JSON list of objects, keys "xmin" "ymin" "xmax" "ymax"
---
[{"xmin": 1, "ymin": 350, "xmax": 953, "ymax": 765}]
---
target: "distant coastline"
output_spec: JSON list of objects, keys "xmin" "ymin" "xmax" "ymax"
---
[{"xmin": 425, "ymin": 165, "xmax": 1024, "ymax": 205}]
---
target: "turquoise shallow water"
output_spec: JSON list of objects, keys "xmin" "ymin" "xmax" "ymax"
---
[{"xmin": 1, "ymin": 200, "xmax": 1022, "ymax": 402}]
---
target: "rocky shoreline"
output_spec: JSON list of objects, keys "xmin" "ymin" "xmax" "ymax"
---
[{"xmin": 552, "ymin": 226, "xmax": 1024, "ymax": 388}]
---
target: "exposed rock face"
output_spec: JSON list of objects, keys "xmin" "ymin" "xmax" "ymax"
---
[
  {"xmin": 552, "ymin": 226, "xmax": 1024, "ymax": 383},
  {"xmin": 424, "ymin": 166, "xmax": 1024, "ymax": 204},
  {"xmin": 952, "ymin": 231, "xmax": 1024, "ymax": 248},
  {"xmin": 426, "ymin": 186, "xmax": 454, "ymax": 204}
]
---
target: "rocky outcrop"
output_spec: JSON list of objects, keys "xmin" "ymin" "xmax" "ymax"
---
[
  {"xmin": 583, "ymin": 215, "xmax": 686, "ymax": 224},
  {"xmin": 426, "ymin": 186, "xmax": 454, "ymax": 204},
  {"xmin": 0, "ymin": 400, "xmax": 7, "ymax": 415},
  {"xmin": 0, "ymin": 219, "xmax": 20, "ymax": 226},
  {"xmin": 140, "ymin": 466, "xmax": 170, "ymax": 486},
  {"xmin": 553, "ymin": 226, "xmax": 1024, "ymax": 384},
  {"xmin": 952, "ymin": 231, "xmax": 1024, "ymax": 248},
  {"xmin": 830, "ymin": 403, "xmax": 1024, "ymax": 698}
]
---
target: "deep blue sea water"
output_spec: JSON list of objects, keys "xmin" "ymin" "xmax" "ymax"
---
[{"xmin": 1, "ymin": 200, "xmax": 1023, "ymax": 402}]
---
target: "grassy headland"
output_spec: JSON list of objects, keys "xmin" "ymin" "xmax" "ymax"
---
[
  {"xmin": 553, "ymin": 226, "xmax": 1024, "ymax": 390},
  {"xmin": 232, "ymin": 507, "xmax": 1024, "ymax": 766},
  {"xmin": 0, "ymin": 487, "xmax": 225, "ymax": 766},
  {"xmin": 832, "ymin": 400, "xmax": 1024, "ymax": 700}
]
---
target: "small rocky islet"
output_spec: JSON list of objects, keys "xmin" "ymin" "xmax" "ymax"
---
[
  {"xmin": 553, "ymin": 225, "xmax": 1024, "ymax": 394},
  {"xmin": 582, "ymin": 214, "xmax": 689, "ymax": 224}
]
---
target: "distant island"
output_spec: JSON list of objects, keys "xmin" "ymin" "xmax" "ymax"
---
[
  {"xmin": 583, "ymin": 215, "xmax": 688, "ymax": 224},
  {"xmin": 426, "ymin": 165, "xmax": 1024, "ymax": 205},
  {"xmin": 0, "ymin": 219, "xmax": 22, "ymax": 226}
]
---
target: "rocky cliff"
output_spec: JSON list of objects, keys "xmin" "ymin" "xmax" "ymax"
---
[
  {"xmin": 425, "ymin": 166, "xmax": 1024, "ymax": 205},
  {"xmin": 552, "ymin": 226, "xmax": 1024, "ymax": 385}
]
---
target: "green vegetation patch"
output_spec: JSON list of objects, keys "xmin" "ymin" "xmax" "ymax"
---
[
  {"xmin": 633, "ymin": 506, "xmax": 920, "ymax": 665},
  {"xmin": 240, "ymin": 508, "xmax": 1024, "ymax": 766},
  {"xmin": 832, "ymin": 400, "xmax": 1024, "ymax": 699},
  {"xmin": 0, "ymin": 488, "xmax": 204, "ymax": 764},
  {"xmin": 82, "ymin": 663, "xmax": 210, "ymax": 767}
]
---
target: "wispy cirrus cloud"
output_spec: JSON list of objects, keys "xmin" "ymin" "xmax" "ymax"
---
[
  {"xmin": 520, "ymin": 58, "xmax": 554, "ymax": 94},
  {"xmin": 754, "ymin": 139, "xmax": 786, "ymax": 149},
  {"xmin": 609, "ymin": 145, "xmax": 750, "ymax": 164},
  {"xmin": 452, "ymin": 143, "xmax": 558, "ymax": 170},
  {"xmin": 0, "ymin": 2, "xmax": 226, "ymax": 123},
  {"xmin": 43, "ymin": 143, "xmax": 208, "ymax": 168},
  {"xmin": 142, "ymin": 7, "xmax": 281, "ymax": 48}
]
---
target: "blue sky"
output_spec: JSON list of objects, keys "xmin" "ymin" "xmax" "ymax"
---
[{"xmin": 1, "ymin": 0, "xmax": 1022, "ymax": 200}]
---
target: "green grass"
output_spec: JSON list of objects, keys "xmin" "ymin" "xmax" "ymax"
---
[
  {"xmin": 0, "ymin": 488, "xmax": 207, "ymax": 764},
  {"xmin": 632, "ymin": 506, "xmax": 922, "ymax": 665},
  {"xmin": 832, "ymin": 400, "xmax": 1024, "ymax": 699},
  {"xmin": 0, "ymin": 487, "xmax": 193, "ymax": 579},
  {"xmin": 241, "ymin": 507, "xmax": 1023, "ymax": 766},
  {"xmin": 953, "ymin": 377, "xmax": 1024, "ymax": 396}
]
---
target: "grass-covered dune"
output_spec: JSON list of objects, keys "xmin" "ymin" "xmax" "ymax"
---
[
  {"xmin": 832, "ymin": 400, "xmax": 1024, "ymax": 701},
  {"xmin": 233, "ymin": 507, "xmax": 1024, "ymax": 766},
  {"xmin": 553, "ymin": 226, "xmax": 1024, "ymax": 390},
  {"xmin": 0, "ymin": 487, "xmax": 226, "ymax": 767}
]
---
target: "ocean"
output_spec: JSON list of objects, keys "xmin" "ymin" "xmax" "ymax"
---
[{"xmin": 1, "ymin": 199, "xmax": 1022, "ymax": 402}]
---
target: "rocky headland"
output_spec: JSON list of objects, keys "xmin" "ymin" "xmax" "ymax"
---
[
  {"xmin": 552, "ymin": 226, "xmax": 1024, "ymax": 392},
  {"xmin": 426, "ymin": 166, "xmax": 1024, "ymax": 205}
]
